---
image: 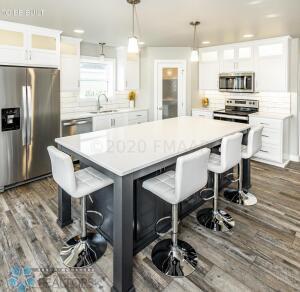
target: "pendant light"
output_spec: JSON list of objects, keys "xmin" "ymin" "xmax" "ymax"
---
[
  {"xmin": 99, "ymin": 42, "xmax": 106, "ymax": 61},
  {"xmin": 190, "ymin": 21, "xmax": 200, "ymax": 62},
  {"xmin": 127, "ymin": 0, "xmax": 140, "ymax": 54}
]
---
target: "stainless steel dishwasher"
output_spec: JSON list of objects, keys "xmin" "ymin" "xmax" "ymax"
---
[{"xmin": 62, "ymin": 117, "xmax": 93, "ymax": 137}]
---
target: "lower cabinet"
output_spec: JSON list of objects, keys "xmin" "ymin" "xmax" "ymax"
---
[
  {"xmin": 249, "ymin": 115, "xmax": 290, "ymax": 167},
  {"xmin": 92, "ymin": 110, "xmax": 148, "ymax": 131},
  {"xmin": 192, "ymin": 108, "xmax": 214, "ymax": 119}
]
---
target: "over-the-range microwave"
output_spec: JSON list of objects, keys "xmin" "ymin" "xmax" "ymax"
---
[{"xmin": 219, "ymin": 72, "xmax": 255, "ymax": 93}]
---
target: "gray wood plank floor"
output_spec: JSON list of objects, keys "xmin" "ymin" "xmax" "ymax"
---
[{"xmin": 0, "ymin": 161, "xmax": 299, "ymax": 291}]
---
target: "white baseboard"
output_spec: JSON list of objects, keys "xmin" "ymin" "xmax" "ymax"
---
[
  {"xmin": 251, "ymin": 157, "xmax": 290, "ymax": 168},
  {"xmin": 289, "ymin": 154, "xmax": 300, "ymax": 162}
]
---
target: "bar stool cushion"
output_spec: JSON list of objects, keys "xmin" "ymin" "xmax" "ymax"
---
[
  {"xmin": 74, "ymin": 167, "xmax": 113, "ymax": 198},
  {"xmin": 242, "ymin": 125, "xmax": 264, "ymax": 160},
  {"xmin": 143, "ymin": 171, "xmax": 176, "ymax": 204},
  {"xmin": 143, "ymin": 148, "xmax": 210, "ymax": 205},
  {"xmin": 47, "ymin": 146, "xmax": 113, "ymax": 198}
]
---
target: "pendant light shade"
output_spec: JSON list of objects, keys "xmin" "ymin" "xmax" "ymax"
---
[
  {"xmin": 190, "ymin": 21, "xmax": 200, "ymax": 62},
  {"xmin": 128, "ymin": 36, "xmax": 139, "ymax": 53},
  {"xmin": 127, "ymin": 0, "xmax": 141, "ymax": 54},
  {"xmin": 99, "ymin": 42, "xmax": 106, "ymax": 61},
  {"xmin": 191, "ymin": 49, "xmax": 199, "ymax": 62}
]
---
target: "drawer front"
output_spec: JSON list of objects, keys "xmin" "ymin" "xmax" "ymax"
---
[
  {"xmin": 128, "ymin": 111, "xmax": 148, "ymax": 121},
  {"xmin": 254, "ymin": 144, "xmax": 282, "ymax": 163},
  {"xmin": 249, "ymin": 117, "xmax": 282, "ymax": 131},
  {"xmin": 192, "ymin": 110, "xmax": 213, "ymax": 119},
  {"xmin": 128, "ymin": 117, "xmax": 147, "ymax": 125}
]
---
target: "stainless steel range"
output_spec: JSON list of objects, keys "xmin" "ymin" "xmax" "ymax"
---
[{"xmin": 213, "ymin": 99, "xmax": 259, "ymax": 123}]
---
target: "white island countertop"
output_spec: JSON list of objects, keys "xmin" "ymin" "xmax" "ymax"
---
[{"xmin": 55, "ymin": 116, "xmax": 250, "ymax": 176}]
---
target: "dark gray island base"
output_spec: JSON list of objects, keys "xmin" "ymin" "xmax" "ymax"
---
[{"xmin": 56, "ymin": 142, "xmax": 251, "ymax": 291}]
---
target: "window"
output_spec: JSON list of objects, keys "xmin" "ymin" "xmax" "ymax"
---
[{"xmin": 80, "ymin": 57, "xmax": 115, "ymax": 99}]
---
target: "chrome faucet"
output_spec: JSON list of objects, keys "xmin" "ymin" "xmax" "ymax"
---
[{"xmin": 97, "ymin": 93, "xmax": 109, "ymax": 112}]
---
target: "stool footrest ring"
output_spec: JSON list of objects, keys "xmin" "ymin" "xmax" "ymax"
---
[
  {"xmin": 86, "ymin": 210, "xmax": 104, "ymax": 229},
  {"xmin": 224, "ymin": 172, "xmax": 239, "ymax": 184},
  {"xmin": 199, "ymin": 188, "xmax": 214, "ymax": 201},
  {"xmin": 155, "ymin": 216, "xmax": 172, "ymax": 237}
]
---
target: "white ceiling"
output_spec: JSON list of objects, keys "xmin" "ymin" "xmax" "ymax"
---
[{"xmin": 1, "ymin": 0, "xmax": 300, "ymax": 47}]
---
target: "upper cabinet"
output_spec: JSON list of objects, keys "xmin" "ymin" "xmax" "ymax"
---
[
  {"xmin": 199, "ymin": 36, "xmax": 290, "ymax": 92},
  {"xmin": 255, "ymin": 38, "xmax": 289, "ymax": 92},
  {"xmin": 220, "ymin": 45, "xmax": 254, "ymax": 73},
  {"xmin": 0, "ymin": 21, "xmax": 61, "ymax": 68},
  {"xmin": 60, "ymin": 36, "xmax": 81, "ymax": 92},
  {"xmin": 116, "ymin": 47, "xmax": 140, "ymax": 91},
  {"xmin": 199, "ymin": 48, "xmax": 219, "ymax": 90}
]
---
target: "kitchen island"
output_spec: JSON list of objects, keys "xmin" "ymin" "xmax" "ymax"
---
[{"xmin": 55, "ymin": 116, "xmax": 250, "ymax": 292}]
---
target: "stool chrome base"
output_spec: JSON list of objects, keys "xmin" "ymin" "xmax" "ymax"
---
[
  {"xmin": 60, "ymin": 232, "xmax": 107, "ymax": 268},
  {"xmin": 223, "ymin": 188, "xmax": 257, "ymax": 206},
  {"xmin": 151, "ymin": 239, "xmax": 198, "ymax": 277},
  {"xmin": 197, "ymin": 208, "xmax": 235, "ymax": 232}
]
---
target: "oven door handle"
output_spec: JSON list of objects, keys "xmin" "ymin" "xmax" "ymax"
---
[{"xmin": 213, "ymin": 113, "xmax": 249, "ymax": 121}]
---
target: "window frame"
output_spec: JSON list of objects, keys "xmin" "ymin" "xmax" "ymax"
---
[{"xmin": 79, "ymin": 55, "xmax": 116, "ymax": 100}]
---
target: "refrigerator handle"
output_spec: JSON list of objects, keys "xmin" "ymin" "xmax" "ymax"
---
[
  {"xmin": 22, "ymin": 86, "xmax": 27, "ymax": 146},
  {"xmin": 27, "ymin": 86, "xmax": 33, "ymax": 145}
]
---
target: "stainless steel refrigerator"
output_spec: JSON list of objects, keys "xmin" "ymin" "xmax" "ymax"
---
[{"xmin": 0, "ymin": 66, "xmax": 60, "ymax": 191}]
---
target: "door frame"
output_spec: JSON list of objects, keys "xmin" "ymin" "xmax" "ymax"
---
[{"xmin": 154, "ymin": 59, "xmax": 187, "ymax": 120}]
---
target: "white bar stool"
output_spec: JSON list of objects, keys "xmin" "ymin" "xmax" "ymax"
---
[
  {"xmin": 47, "ymin": 146, "xmax": 113, "ymax": 268},
  {"xmin": 197, "ymin": 133, "xmax": 243, "ymax": 232},
  {"xmin": 142, "ymin": 148, "xmax": 210, "ymax": 277},
  {"xmin": 224, "ymin": 125, "xmax": 263, "ymax": 206}
]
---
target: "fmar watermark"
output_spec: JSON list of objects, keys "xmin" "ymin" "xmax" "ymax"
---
[
  {"xmin": 2, "ymin": 8, "xmax": 44, "ymax": 17},
  {"xmin": 7, "ymin": 264, "xmax": 104, "ymax": 291}
]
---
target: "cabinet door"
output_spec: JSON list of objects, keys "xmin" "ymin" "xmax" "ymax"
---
[
  {"xmin": 220, "ymin": 48, "xmax": 235, "ymax": 73},
  {"xmin": 111, "ymin": 113, "xmax": 128, "ymax": 128},
  {"xmin": 28, "ymin": 33, "xmax": 60, "ymax": 67},
  {"xmin": 237, "ymin": 46, "xmax": 254, "ymax": 71},
  {"xmin": 92, "ymin": 115, "xmax": 112, "ymax": 131},
  {"xmin": 256, "ymin": 42, "xmax": 288, "ymax": 91},
  {"xmin": 61, "ymin": 55, "xmax": 80, "ymax": 91},
  {"xmin": 0, "ymin": 27, "xmax": 27, "ymax": 65},
  {"xmin": 199, "ymin": 50, "xmax": 219, "ymax": 90}
]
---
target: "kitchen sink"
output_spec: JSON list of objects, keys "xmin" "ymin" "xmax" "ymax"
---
[{"xmin": 89, "ymin": 110, "xmax": 119, "ymax": 114}]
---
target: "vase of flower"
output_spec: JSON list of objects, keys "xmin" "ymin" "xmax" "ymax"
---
[{"xmin": 128, "ymin": 91, "xmax": 136, "ymax": 108}]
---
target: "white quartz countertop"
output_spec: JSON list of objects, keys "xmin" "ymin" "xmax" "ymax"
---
[
  {"xmin": 249, "ymin": 112, "xmax": 292, "ymax": 120},
  {"xmin": 55, "ymin": 116, "xmax": 250, "ymax": 176},
  {"xmin": 61, "ymin": 108, "xmax": 148, "ymax": 121}
]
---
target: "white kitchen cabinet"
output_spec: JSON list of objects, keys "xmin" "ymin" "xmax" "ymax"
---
[
  {"xmin": 220, "ymin": 45, "xmax": 254, "ymax": 73},
  {"xmin": 92, "ymin": 110, "xmax": 148, "ymax": 131},
  {"xmin": 249, "ymin": 114, "xmax": 290, "ymax": 167},
  {"xmin": 92, "ymin": 114, "xmax": 112, "ymax": 131},
  {"xmin": 117, "ymin": 47, "xmax": 140, "ymax": 91},
  {"xmin": 255, "ymin": 38, "xmax": 289, "ymax": 92},
  {"xmin": 0, "ymin": 21, "xmax": 61, "ymax": 68},
  {"xmin": 60, "ymin": 36, "xmax": 81, "ymax": 92},
  {"xmin": 192, "ymin": 108, "xmax": 214, "ymax": 119},
  {"xmin": 200, "ymin": 36, "xmax": 290, "ymax": 92},
  {"xmin": 199, "ymin": 49, "xmax": 219, "ymax": 90}
]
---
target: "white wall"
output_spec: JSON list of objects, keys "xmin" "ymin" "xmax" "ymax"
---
[{"xmin": 138, "ymin": 47, "xmax": 198, "ymax": 121}]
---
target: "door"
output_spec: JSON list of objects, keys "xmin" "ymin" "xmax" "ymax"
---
[
  {"xmin": 0, "ymin": 66, "xmax": 27, "ymax": 189},
  {"xmin": 154, "ymin": 60, "xmax": 186, "ymax": 120},
  {"xmin": 26, "ymin": 68, "xmax": 60, "ymax": 179}
]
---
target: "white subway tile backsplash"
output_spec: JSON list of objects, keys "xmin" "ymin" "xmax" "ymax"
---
[
  {"xmin": 60, "ymin": 91, "xmax": 130, "ymax": 115},
  {"xmin": 199, "ymin": 90, "xmax": 291, "ymax": 114}
]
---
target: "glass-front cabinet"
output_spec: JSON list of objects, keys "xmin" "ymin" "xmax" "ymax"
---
[{"xmin": 0, "ymin": 21, "xmax": 61, "ymax": 67}]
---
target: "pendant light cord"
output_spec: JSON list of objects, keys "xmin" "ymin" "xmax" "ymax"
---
[
  {"xmin": 132, "ymin": 4, "xmax": 135, "ymax": 37},
  {"xmin": 193, "ymin": 24, "xmax": 196, "ymax": 50}
]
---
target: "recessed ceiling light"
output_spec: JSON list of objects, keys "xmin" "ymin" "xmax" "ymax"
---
[
  {"xmin": 243, "ymin": 34, "xmax": 254, "ymax": 38},
  {"xmin": 139, "ymin": 41, "xmax": 145, "ymax": 45},
  {"xmin": 248, "ymin": 0, "xmax": 261, "ymax": 5},
  {"xmin": 202, "ymin": 41, "xmax": 210, "ymax": 45},
  {"xmin": 265, "ymin": 13, "xmax": 279, "ymax": 18},
  {"xmin": 73, "ymin": 29, "xmax": 84, "ymax": 34}
]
